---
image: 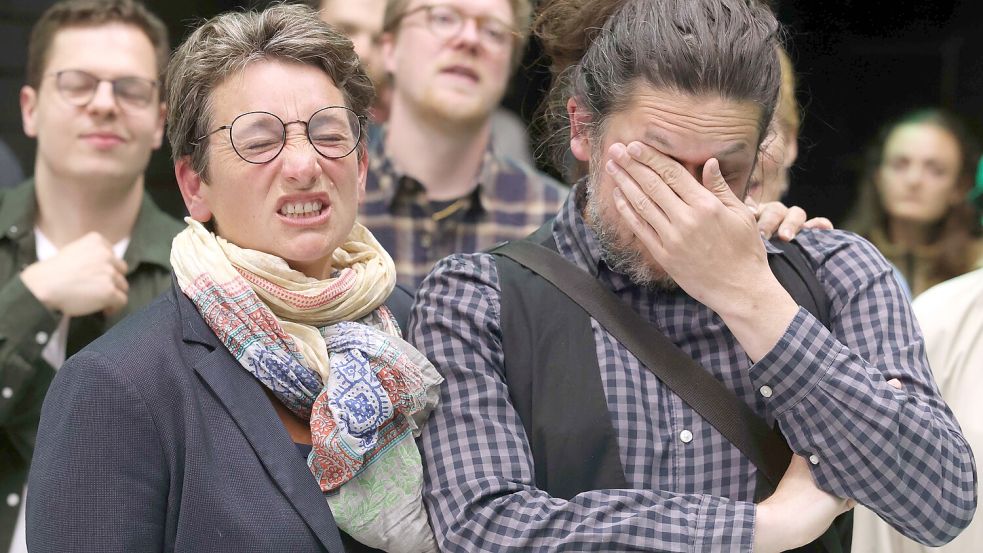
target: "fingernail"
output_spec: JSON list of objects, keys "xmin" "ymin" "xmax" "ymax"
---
[
  {"xmin": 627, "ymin": 142, "xmax": 642, "ymax": 157},
  {"xmin": 606, "ymin": 159, "xmax": 617, "ymax": 174},
  {"xmin": 780, "ymin": 226, "xmax": 792, "ymax": 240}
]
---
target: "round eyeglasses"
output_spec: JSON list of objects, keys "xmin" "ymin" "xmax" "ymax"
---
[
  {"xmin": 193, "ymin": 106, "xmax": 363, "ymax": 164},
  {"xmin": 50, "ymin": 69, "xmax": 158, "ymax": 109},
  {"xmin": 393, "ymin": 4, "xmax": 519, "ymax": 51}
]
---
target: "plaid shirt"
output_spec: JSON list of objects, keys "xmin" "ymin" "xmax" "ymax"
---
[
  {"xmin": 360, "ymin": 129, "xmax": 567, "ymax": 288},
  {"xmin": 409, "ymin": 185, "xmax": 977, "ymax": 551}
]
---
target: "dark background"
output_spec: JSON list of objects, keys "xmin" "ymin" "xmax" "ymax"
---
[{"xmin": 1, "ymin": 0, "xmax": 982, "ymax": 224}]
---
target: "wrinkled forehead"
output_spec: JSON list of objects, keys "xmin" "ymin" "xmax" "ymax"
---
[
  {"xmin": 205, "ymin": 59, "xmax": 346, "ymax": 123},
  {"xmin": 604, "ymin": 85, "xmax": 764, "ymax": 165}
]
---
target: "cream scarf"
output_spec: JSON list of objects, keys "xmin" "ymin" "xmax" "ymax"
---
[{"xmin": 170, "ymin": 218, "xmax": 440, "ymax": 553}]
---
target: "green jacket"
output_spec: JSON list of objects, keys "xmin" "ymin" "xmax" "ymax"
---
[{"xmin": 0, "ymin": 179, "xmax": 182, "ymax": 550}]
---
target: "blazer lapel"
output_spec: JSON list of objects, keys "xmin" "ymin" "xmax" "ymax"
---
[{"xmin": 174, "ymin": 285, "xmax": 346, "ymax": 553}]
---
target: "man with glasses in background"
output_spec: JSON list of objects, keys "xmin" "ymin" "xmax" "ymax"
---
[
  {"xmin": 0, "ymin": 2, "xmax": 179, "ymax": 551},
  {"xmin": 361, "ymin": 0, "xmax": 566, "ymax": 288}
]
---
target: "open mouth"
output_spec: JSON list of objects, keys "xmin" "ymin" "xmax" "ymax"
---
[{"xmin": 278, "ymin": 200, "xmax": 326, "ymax": 219}]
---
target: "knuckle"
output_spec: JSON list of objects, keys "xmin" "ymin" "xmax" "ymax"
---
[
  {"xmin": 760, "ymin": 201, "xmax": 784, "ymax": 216},
  {"xmin": 675, "ymin": 212, "xmax": 697, "ymax": 231},
  {"xmin": 694, "ymin": 197, "xmax": 719, "ymax": 214},
  {"xmin": 661, "ymin": 164, "xmax": 683, "ymax": 184},
  {"xmin": 759, "ymin": 211, "xmax": 780, "ymax": 226}
]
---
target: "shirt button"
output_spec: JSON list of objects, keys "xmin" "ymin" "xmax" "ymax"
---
[
  {"xmin": 809, "ymin": 454, "xmax": 820, "ymax": 465},
  {"xmin": 8, "ymin": 224, "xmax": 18, "ymax": 235},
  {"xmin": 759, "ymin": 385, "xmax": 773, "ymax": 398},
  {"xmin": 679, "ymin": 429, "xmax": 693, "ymax": 443},
  {"xmin": 36, "ymin": 331, "xmax": 49, "ymax": 345},
  {"xmin": 6, "ymin": 493, "xmax": 18, "ymax": 508},
  {"xmin": 1, "ymin": 387, "xmax": 11, "ymax": 399}
]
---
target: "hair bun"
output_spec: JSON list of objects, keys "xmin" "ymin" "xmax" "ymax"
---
[{"xmin": 533, "ymin": 0, "xmax": 625, "ymax": 74}]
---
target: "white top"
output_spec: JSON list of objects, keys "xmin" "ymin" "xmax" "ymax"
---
[{"xmin": 853, "ymin": 268, "xmax": 983, "ymax": 552}]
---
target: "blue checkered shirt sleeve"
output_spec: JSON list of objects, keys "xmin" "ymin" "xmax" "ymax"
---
[
  {"xmin": 749, "ymin": 230, "xmax": 977, "ymax": 545},
  {"xmin": 410, "ymin": 253, "xmax": 756, "ymax": 552}
]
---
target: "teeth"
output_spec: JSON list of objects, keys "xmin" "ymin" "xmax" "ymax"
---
[{"xmin": 280, "ymin": 200, "xmax": 323, "ymax": 217}]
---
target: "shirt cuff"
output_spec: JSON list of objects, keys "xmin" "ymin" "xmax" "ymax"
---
[
  {"xmin": 694, "ymin": 496, "xmax": 755, "ymax": 551},
  {"xmin": 747, "ymin": 307, "xmax": 839, "ymax": 417},
  {"xmin": 0, "ymin": 275, "xmax": 60, "ymax": 358}
]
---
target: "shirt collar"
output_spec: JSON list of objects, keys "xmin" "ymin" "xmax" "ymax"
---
[
  {"xmin": 369, "ymin": 124, "xmax": 502, "ymax": 213},
  {"xmin": 124, "ymin": 192, "xmax": 181, "ymax": 274},
  {"xmin": 552, "ymin": 179, "xmax": 608, "ymax": 280},
  {"xmin": 0, "ymin": 178, "xmax": 178, "ymax": 273}
]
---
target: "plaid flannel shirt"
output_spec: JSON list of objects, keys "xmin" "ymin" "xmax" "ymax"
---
[
  {"xmin": 359, "ymin": 128, "xmax": 567, "ymax": 288},
  {"xmin": 409, "ymin": 185, "xmax": 977, "ymax": 551}
]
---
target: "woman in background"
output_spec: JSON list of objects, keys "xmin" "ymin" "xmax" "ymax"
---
[{"xmin": 846, "ymin": 109, "xmax": 982, "ymax": 296}]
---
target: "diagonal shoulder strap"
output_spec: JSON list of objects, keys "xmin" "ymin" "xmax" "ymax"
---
[{"xmin": 492, "ymin": 239, "xmax": 793, "ymax": 491}]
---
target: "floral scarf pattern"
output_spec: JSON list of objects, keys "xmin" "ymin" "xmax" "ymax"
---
[{"xmin": 171, "ymin": 219, "xmax": 441, "ymax": 552}]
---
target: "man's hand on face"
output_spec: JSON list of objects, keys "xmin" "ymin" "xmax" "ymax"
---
[
  {"xmin": 20, "ymin": 231, "xmax": 129, "ymax": 317},
  {"xmin": 607, "ymin": 140, "xmax": 805, "ymax": 360},
  {"xmin": 753, "ymin": 455, "xmax": 855, "ymax": 553},
  {"xmin": 748, "ymin": 197, "xmax": 834, "ymax": 241},
  {"xmin": 607, "ymin": 140, "xmax": 777, "ymax": 310}
]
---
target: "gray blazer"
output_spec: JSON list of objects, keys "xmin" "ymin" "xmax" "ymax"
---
[{"xmin": 26, "ymin": 283, "xmax": 347, "ymax": 552}]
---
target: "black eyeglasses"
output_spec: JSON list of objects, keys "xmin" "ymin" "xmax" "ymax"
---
[
  {"xmin": 392, "ymin": 4, "xmax": 519, "ymax": 51},
  {"xmin": 193, "ymin": 106, "xmax": 363, "ymax": 164},
  {"xmin": 49, "ymin": 69, "xmax": 158, "ymax": 109}
]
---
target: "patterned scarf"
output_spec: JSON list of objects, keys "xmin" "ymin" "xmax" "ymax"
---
[{"xmin": 170, "ymin": 219, "xmax": 441, "ymax": 551}]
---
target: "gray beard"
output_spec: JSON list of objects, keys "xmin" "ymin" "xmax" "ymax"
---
[{"xmin": 583, "ymin": 173, "xmax": 678, "ymax": 291}]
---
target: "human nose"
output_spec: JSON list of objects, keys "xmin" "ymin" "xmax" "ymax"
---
[
  {"xmin": 279, "ymin": 127, "xmax": 322, "ymax": 186},
  {"xmin": 450, "ymin": 17, "xmax": 483, "ymax": 48},
  {"xmin": 86, "ymin": 80, "xmax": 118, "ymax": 115},
  {"xmin": 900, "ymin": 164, "xmax": 925, "ymax": 188}
]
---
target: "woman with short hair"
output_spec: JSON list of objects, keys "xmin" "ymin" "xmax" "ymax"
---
[{"xmin": 27, "ymin": 5, "xmax": 440, "ymax": 552}]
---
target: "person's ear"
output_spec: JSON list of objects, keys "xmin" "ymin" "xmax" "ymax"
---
[
  {"xmin": 175, "ymin": 156, "xmax": 212, "ymax": 222},
  {"xmin": 380, "ymin": 31, "xmax": 397, "ymax": 77},
  {"xmin": 784, "ymin": 131, "xmax": 799, "ymax": 169},
  {"xmin": 356, "ymin": 144, "xmax": 368, "ymax": 204},
  {"xmin": 152, "ymin": 102, "xmax": 167, "ymax": 150},
  {"xmin": 568, "ymin": 97, "xmax": 592, "ymax": 162},
  {"xmin": 20, "ymin": 86, "xmax": 39, "ymax": 138}
]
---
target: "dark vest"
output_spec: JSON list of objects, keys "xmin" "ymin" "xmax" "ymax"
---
[{"xmin": 491, "ymin": 223, "xmax": 851, "ymax": 553}]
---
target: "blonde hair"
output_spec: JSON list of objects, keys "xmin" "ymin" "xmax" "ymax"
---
[{"xmin": 774, "ymin": 47, "xmax": 800, "ymax": 139}]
